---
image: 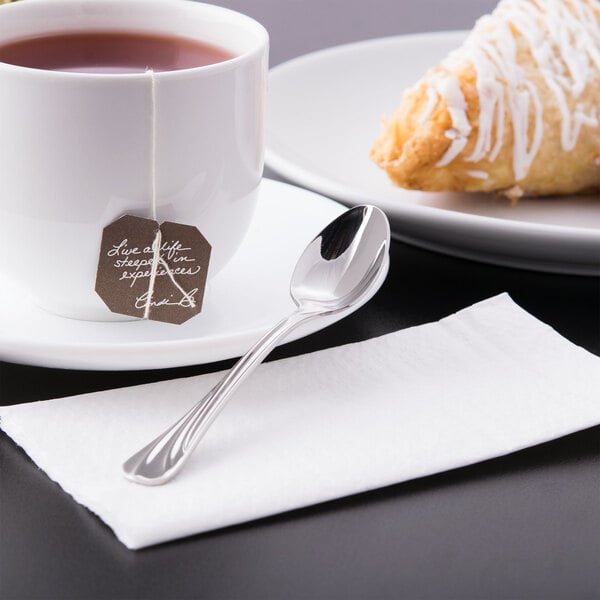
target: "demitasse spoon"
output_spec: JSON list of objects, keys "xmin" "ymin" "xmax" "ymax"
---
[{"xmin": 123, "ymin": 205, "xmax": 390, "ymax": 485}]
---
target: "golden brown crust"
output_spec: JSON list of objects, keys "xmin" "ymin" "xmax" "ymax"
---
[{"xmin": 370, "ymin": 3, "xmax": 600, "ymax": 197}]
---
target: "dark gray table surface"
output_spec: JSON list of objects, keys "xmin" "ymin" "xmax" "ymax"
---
[{"xmin": 1, "ymin": 2, "xmax": 599, "ymax": 599}]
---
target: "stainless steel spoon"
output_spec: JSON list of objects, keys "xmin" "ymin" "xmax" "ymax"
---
[{"xmin": 123, "ymin": 205, "xmax": 390, "ymax": 486}]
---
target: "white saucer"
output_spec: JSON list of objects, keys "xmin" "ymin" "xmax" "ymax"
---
[
  {"xmin": 266, "ymin": 32, "xmax": 600, "ymax": 276},
  {"xmin": 0, "ymin": 179, "xmax": 350, "ymax": 371}
]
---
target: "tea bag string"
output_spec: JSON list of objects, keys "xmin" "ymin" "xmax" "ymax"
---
[
  {"xmin": 149, "ymin": 67, "xmax": 158, "ymax": 222},
  {"xmin": 143, "ymin": 69, "xmax": 196, "ymax": 319},
  {"xmin": 143, "ymin": 68, "xmax": 161, "ymax": 319}
]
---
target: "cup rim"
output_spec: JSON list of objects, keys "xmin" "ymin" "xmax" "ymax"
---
[{"xmin": 0, "ymin": 0, "xmax": 269, "ymax": 80}]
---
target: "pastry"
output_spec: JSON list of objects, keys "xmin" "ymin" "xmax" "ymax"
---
[{"xmin": 370, "ymin": 0, "xmax": 600, "ymax": 198}]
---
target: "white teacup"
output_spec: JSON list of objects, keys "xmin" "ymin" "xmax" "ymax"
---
[{"xmin": 0, "ymin": 0, "xmax": 268, "ymax": 321}]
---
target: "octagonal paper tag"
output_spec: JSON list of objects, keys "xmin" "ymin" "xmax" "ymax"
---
[{"xmin": 95, "ymin": 215, "xmax": 211, "ymax": 324}]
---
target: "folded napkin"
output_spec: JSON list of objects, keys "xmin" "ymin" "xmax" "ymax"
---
[{"xmin": 1, "ymin": 294, "xmax": 599, "ymax": 550}]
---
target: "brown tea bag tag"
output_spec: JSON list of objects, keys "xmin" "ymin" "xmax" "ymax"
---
[{"xmin": 95, "ymin": 215, "xmax": 211, "ymax": 324}]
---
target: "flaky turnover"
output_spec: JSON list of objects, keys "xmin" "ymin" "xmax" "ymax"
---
[{"xmin": 370, "ymin": 0, "xmax": 600, "ymax": 198}]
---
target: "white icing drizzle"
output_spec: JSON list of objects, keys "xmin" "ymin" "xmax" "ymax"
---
[
  {"xmin": 431, "ymin": 74, "xmax": 472, "ymax": 166},
  {"xmin": 418, "ymin": 85, "xmax": 439, "ymax": 124},
  {"xmin": 421, "ymin": 0, "xmax": 600, "ymax": 180},
  {"xmin": 466, "ymin": 169, "xmax": 490, "ymax": 179}
]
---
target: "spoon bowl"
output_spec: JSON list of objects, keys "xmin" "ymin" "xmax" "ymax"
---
[{"xmin": 291, "ymin": 205, "xmax": 390, "ymax": 311}]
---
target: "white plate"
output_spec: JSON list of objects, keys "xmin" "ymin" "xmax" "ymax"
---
[
  {"xmin": 266, "ymin": 32, "xmax": 600, "ymax": 276},
  {"xmin": 0, "ymin": 179, "xmax": 352, "ymax": 371}
]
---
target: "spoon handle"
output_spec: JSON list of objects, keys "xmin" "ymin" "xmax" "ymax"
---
[{"xmin": 122, "ymin": 308, "xmax": 320, "ymax": 486}]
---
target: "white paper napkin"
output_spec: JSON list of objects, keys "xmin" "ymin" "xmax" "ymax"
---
[{"xmin": 1, "ymin": 294, "xmax": 599, "ymax": 550}]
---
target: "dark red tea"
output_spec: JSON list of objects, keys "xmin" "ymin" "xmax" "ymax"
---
[{"xmin": 0, "ymin": 30, "xmax": 234, "ymax": 73}]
